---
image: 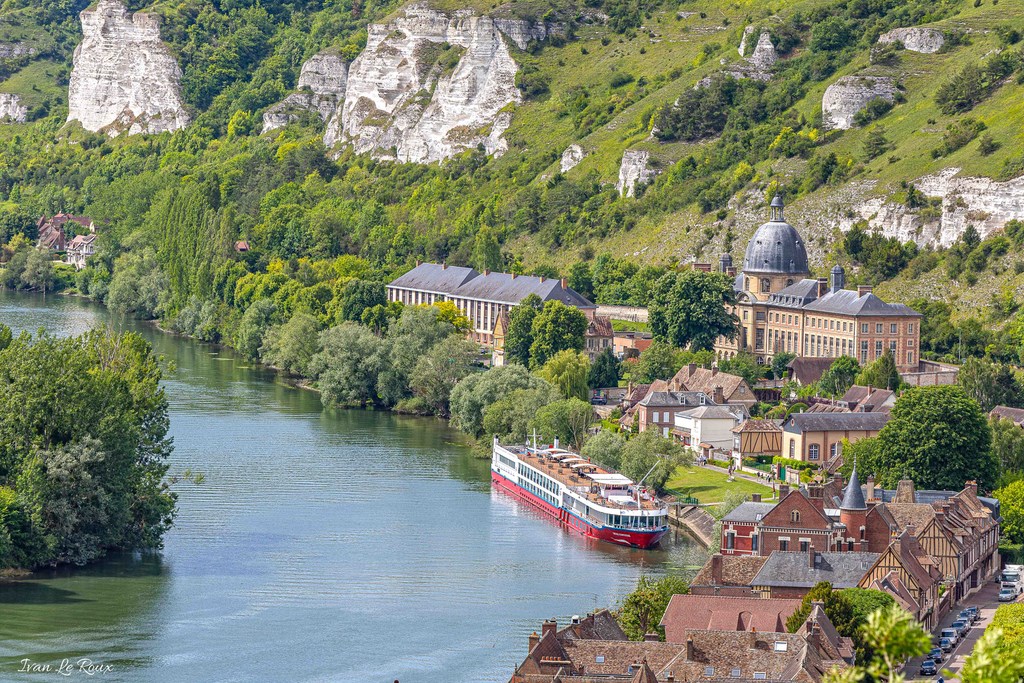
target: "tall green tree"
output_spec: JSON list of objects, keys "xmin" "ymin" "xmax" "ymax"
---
[
  {"xmin": 21, "ymin": 248, "xmax": 53, "ymax": 293},
  {"xmin": 538, "ymin": 350, "xmax": 590, "ymax": 400},
  {"xmin": 617, "ymin": 574, "xmax": 690, "ymax": 641},
  {"xmin": 504, "ymin": 293, "xmax": 543, "ymax": 366},
  {"xmin": 786, "ymin": 582, "xmax": 857, "ymax": 636},
  {"xmin": 619, "ymin": 431, "xmax": 689, "ymax": 493},
  {"xmin": 990, "ymin": 416, "xmax": 1024, "ymax": 480},
  {"xmin": 994, "ymin": 479, "xmax": 1024, "ymax": 544},
  {"xmin": 472, "ymin": 225, "xmax": 503, "ymax": 273},
  {"xmin": 409, "ymin": 336, "xmax": 479, "ymax": 416},
  {"xmin": 649, "ymin": 270, "xmax": 738, "ymax": 351},
  {"xmin": 589, "ymin": 348, "xmax": 621, "ymax": 389},
  {"xmin": 957, "ymin": 357, "xmax": 1024, "ymax": 413},
  {"xmin": 481, "ymin": 386, "xmax": 558, "ymax": 442},
  {"xmin": 338, "ymin": 279, "xmax": 386, "ymax": 323},
  {"xmin": 582, "ymin": 430, "xmax": 627, "ymax": 470},
  {"xmin": 630, "ymin": 341, "xmax": 682, "ymax": 382},
  {"xmin": 820, "ymin": 356, "xmax": 861, "ymax": 397},
  {"xmin": 260, "ymin": 312, "xmax": 321, "ymax": 376},
  {"xmin": 771, "ymin": 352, "xmax": 797, "ymax": 381},
  {"xmin": 376, "ymin": 306, "xmax": 456, "ymax": 406},
  {"xmin": 855, "ymin": 351, "xmax": 902, "ymax": 391},
  {"xmin": 529, "ymin": 300, "xmax": 587, "ymax": 368},
  {"xmin": 309, "ymin": 322, "xmax": 384, "ymax": 408},
  {"xmin": 871, "ymin": 385, "xmax": 996, "ymax": 490},
  {"xmin": 450, "ymin": 364, "xmax": 552, "ymax": 436},
  {"xmin": 234, "ymin": 299, "xmax": 277, "ymax": 360},
  {"xmin": 532, "ymin": 398, "xmax": 595, "ymax": 451}
]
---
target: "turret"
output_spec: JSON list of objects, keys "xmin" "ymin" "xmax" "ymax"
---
[{"xmin": 830, "ymin": 264, "xmax": 845, "ymax": 293}]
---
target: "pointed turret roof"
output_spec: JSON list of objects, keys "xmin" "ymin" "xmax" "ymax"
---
[{"xmin": 841, "ymin": 465, "xmax": 867, "ymax": 511}]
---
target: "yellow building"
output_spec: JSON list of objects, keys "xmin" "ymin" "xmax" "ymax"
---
[{"xmin": 715, "ymin": 197, "xmax": 922, "ymax": 373}]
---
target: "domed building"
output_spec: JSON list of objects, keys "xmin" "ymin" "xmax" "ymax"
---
[{"xmin": 714, "ymin": 197, "xmax": 922, "ymax": 375}]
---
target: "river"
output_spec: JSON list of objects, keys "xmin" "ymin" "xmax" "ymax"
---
[{"xmin": 0, "ymin": 292, "xmax": 700, "ymax": 683}]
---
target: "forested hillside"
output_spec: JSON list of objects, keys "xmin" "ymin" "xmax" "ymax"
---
[{"xmin": 0, "ymin": 0, "xmax": 1022, "ymax": 363}]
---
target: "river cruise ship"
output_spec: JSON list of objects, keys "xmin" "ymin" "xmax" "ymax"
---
[{"xmin": 491, "ymin": 438, "xmax": 669, "ymax": 548}]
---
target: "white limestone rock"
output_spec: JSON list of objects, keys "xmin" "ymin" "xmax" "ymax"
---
[
  {"xmin": 748, "ymin": 32, "xmax": 777, "ymax": 70},
  {"xmin": 560, "ymin": 144, "xmax": 585, "ymax": 173},
  {"xmin": 738, "ymin": 25, "xmax": 756, "ymax": 57},
  {"xmin": 822, "ymin": 76, "xmax": 897, "ymax": 130},
  {"xmin": 841, "ymin": 168, "xmax": 1024, "ymax": 248},
  {"xmin": 617, "ymin": 150, "xmax": 657, "ymax": 197},
  {"xmin": 325, "ymin": 4, "xmax": 543, "ymax": 163},
  {"xmin": 0, "ymin": 94, "xmax": 26, "ymax": 123},
  {"xmin": 0, "ymin": 43, "xmax": 36, "ymax": 59},
  {"xmin": 263, "ymin": 51, "xmax": 348, "ymax": 133},
  {"xmin": 878, "ymin": 27, "xmax": 944, "ymax": 54},
  {"xmin": 67, "ymin": 0, "xmax": 189, "ymax": 136}
]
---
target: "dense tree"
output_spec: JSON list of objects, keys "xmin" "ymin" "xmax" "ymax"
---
[
  {"xmin": 538, "ymin": 350, "xmax": 590, "ymax": 401},
  {"xmin": 855, "ymin": 351, "xmax": 902, "ymax": 391},
  {"xmin": 532, "ymin": 398, "xmax": 595, "ymax": 451},
  {"xmin": 376, "ymin": 306, "xmax": 457, "ymax": 406},
  {"xmin": 617, "ymin": 574, "xmax": 690, "ymax": 641},
  {"xmin": 106, "ymin": 250, "xmax": 168, "ymax": 320},
  {"xmin": 529, "ymin": 300, "xmax": 587, "ymax": 368},
  {"xmin": 309, "ymin": 322, "xmax": 384, "ymax": 408},
  {"xmin": 504, "ymin": 294, "xmax": 543, "ymax": 367},
  {"xmin": 820, "ymin": 356, "xmax": 861, "ymax": 397},
  {"xmin": 234, "ymin": 299, "xmax": 278, "ymax": 360},
  {"xmin": 409, "ymin": 336, "xmax": 479, "ymax": 416},
  {"xmin": 824, "ymin": 604, "xmax": 930, "ymax": 683},
  {"xmin": 771, "ymin": 352, "xmax": 796, "ymax": 381},
  {"xmin": 338, "ymin": 279, "xmax": 386, "ymax": 323},
  {"xmin": 649, "ymin": 270, "xmax": 737, "ymax": 351},
  {"xmin": 450, "ymin": 364, "xmax": 551, "ymax": 436},
  {"xmin": 994, "ymin": 480, "xmax": 1024, "ymax": 545},
  {"xmin": 581, "ymin": 429, "xmax": 627, "ymax": 470},
  {"xmin": 482, "ymin": 386, "xmax": 559, "ymax": 442},
  {"xmin": 260, "ymin": 312, "xmax": 320, "ymax": 376},
  {"xmin": 957, "ymin": 358, "xmax": 1024, "ymax": 413},
  {"xmin": 786, "ymin": 582, "xmax": 857, "ymax": 637},
  {"xmin": 589, "ymin": 348, "xmax": 621, "ymax": 389},
  {"xmin": 719, "ymin": 352, "xmax": 763, "ymax": 386},
  {"xmin": 472, "ymin": 226, "xmax": 503, "ymax": 273},
  {"xmin": 0, "ymin": 330, "xmax": 176, "ymax": 569},
  {"xmin": 21, "ymin": 248, "xmax": 54, "ymax": 293},
  {"xmin": 870, "ymin": 386, "xmax": 996, "ymax": 491},
  {"xmin": 620, "ymin": 431, "xmax": 689, "ymax": 493},
  {"xmin": 630, "ymin": 341, "xmax": 682, "ymax": 383},
  {"xmin": 432, "ymin": 301, "xmax": 472, "ymax": 334},
  {"xmin": 567, "ymin": 261, "xmax": 595, "ymax": 301},
  {"xmin": 990, "ymin": 416, "xmax": 1024, "ymax": 481}
]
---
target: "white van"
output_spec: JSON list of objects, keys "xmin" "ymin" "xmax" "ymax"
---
[{"xmin": 1000, "ymin": 567, "xmax": 1023, "ymax": 595}]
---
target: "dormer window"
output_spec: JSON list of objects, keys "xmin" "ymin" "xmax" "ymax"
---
[
  {"xmin": 705, "ymin": 667, "xmax": 715, "ymax": 677},
  {"xmin": 732, "ymin": 668, "xmax": 742, "ymax": 678},
  {"xmin": 791, "ymin": 511, "xmax": 801, "ymax": 523}
]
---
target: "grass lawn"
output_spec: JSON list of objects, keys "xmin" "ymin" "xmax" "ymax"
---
[{"xmin": 665, "ymin": 464, "xmax": 775, "ymax": 507}]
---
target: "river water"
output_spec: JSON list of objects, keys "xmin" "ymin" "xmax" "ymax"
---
[{"xmin": 0, "ymin": 292, "xmax": 699, "ymax": 683}]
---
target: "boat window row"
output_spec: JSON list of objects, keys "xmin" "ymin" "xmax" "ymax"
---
[
  {"xmin": 604, "ymin": 513, "xmax": 667, "ymax": 529},
  {"xmin": 496, "ymin": 454, "xmax": 516, "ymax": 470},
  {"xmin": 518, "ymin": 463, "xmax": 559, "ymax": 495},
  {"xmin": 520, "ymin": 479, "xmax": 558, "ymax": 508}
]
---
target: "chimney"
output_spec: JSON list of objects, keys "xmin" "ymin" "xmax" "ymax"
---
[
  {"xmin": 808, "ymin": 547, "xmax": 816, "ymax": 568},
  {"xmin": 866, "ymin": 475, "xmax": 876, "ymax": 503},
  {"xmin": 442, "ymin": 261, "xmax": 448, "ymax": 270},
  {"xmin": 644, "ymin": 633, "xmax": 660, "ymax": 642},
  {"xmin": 542, "ymin": 619, "xmax": 557, "ymax": 639},
  {"xmin": 817, "ymin": 278, "xmax": 828, "ymax": 297},
  {"xmin": 686, "ymin": 637, "xmax": 694, "ymax": 661},
  {"xmin": 857, "ymin": 284, "xmax": 872, "ymax": 297},
  {"xmin": 711, "ymin": 554, "xmax": 724, "ymax": 583},
  {"xmin": 751, "ymin": 494, "xmax": 762, "ymax": 503},
  {"xmin": 726, "ymin": 266, "xmax": 737, "ymax": 277},
  {"xmin": 714, "ymin": 386, "xmax": 724, "ymax": 404},
  {"xmin": 966, "ymin": 480, "xmax": 978, "ymax": 497},
  {"xmin": 511, "ymin": 272, "xmax": 517, "ymax": 279},
  {"xmin": 780, "ymin": 483, "xmax": 790, "ymax": 498},
  {"xmin": 484, "ymin": 268, "xmax": 490, "ymax": 276},
  {"xmin": 688, "ymin": 363, "xmax": 697, "ymax": 376},
  {"xmin": 528, "ymin": 631, "xmax": 540, "ymax": 652},
  {"xmin": 711, "ymin": 366, "xmax": 719, "ymax": 377},
  {"xmin": 415, "ymin": 259, "xmax": 421, "ymax": 266},
  {"xmin": 560, "ymin": 277, "xmax": 568, "ymax": 289}
]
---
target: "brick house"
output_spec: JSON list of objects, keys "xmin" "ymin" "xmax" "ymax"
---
[
  {"xmin": 749, "ymin": 550, "xmax": 881, "ymax": 599},
  {"xmin": 720, "ymin": 500, "xmax": 774, "ymax": 556},
  {"xmin": 659, "ymin": 595, "xmax": 803, "ymax": 641},
  {"xmin": 781, "ymin": 412, "xmax": 889, "ymax": 464}
]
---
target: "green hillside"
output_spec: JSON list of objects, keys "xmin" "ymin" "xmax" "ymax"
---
[{"xmin": 0, "ymin": 0, "xmax": 1021, "ymax": 346}]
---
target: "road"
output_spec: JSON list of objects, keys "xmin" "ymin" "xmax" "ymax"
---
[{"xmin": 906, "ymin": 580, "xmax": 1019, "ymax": 680}]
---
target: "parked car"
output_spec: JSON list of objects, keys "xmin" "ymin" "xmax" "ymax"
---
[
  {"xmin": 589, "ymin": 396, "xmax": 607, "ymax": 405},
  {"xmin": 928, "ymin": 647, "xmax": 944, "ymax": 663},
  {"xmin": 964, "ymin": 606, "xmax": 979, "ymax": 623},
  {"xmin": 940, "ymin": 628, "xmax": 959, "ymax": 644},
  {"xmin": 958, "ymin": 609, "xmax": 973, "ymax": 624},
  {"xmin": 951, "ymin": 619, "xmax": 969, "ymax": 638},
  {"xmin": 999, "ymin": 587, "xmax": 1017, "ymax": 602},
  {"xmin": 919, "ymin": 659, "xmax": 938, "ymax": 676},
  {"xmin": 939, "ymin": 637, "xmax": 954, "ymax": 653}
]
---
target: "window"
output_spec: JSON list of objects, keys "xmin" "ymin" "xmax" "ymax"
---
[
  {"xmin": 860, "ymin": 340, "xmax": 869, "ymax": 363},
  {"xmin": 890, "ymin": 340, "xmax": 897, "ymax": 355},
  {"xmin": 791, "ymin": 511, "xmax": 801, "ymax": 523},
  {"xmin": 761, "ymin": 278, "xmax": 771, "ymax": 293},
  {"xmin": 754, "ymin": 674, "xmax": 767, "ymax": 681},
  {"xmin": 699, "ymin": 394, "xmax": 706, "ymax": 405},
  {"xmin": 596, "ymin": 656, "xmax": 605, "ymax": 664},
  {"xmin": 780, "ymin": 540, "xmax": 789, "ymax": 551},
  {"xmin": 907, "ymin": 339, "xmax": 913, "ymax": 348},
  {"xmin": 732, "ymin": 668, "xmax": 742, "ymax": 678},
  {"xmin": 652, "ymin": 411, "xmax": 660, "ymax": 423},
  {"xmin": 861, "ymin": 323, "xmax": 868, "ymax": 334},
  {"xmin": 876, "ymin": 323, "xmax": 883, "ymax": 334},
  {"xmin": 808, "ymin": 444, "xmax": 820, "ymax": 460},
  {"xmin": 773, "ymin": 642, "xmax": 789, "ymax": 653},
  {"xmin": 705, "ymin": 667, "xmax": 715, "ymax": 677},
  {"xmin": 744, "ymin": 310, "xmax": 749, "ymax": 321},
  {"xmin": 726, "ymin": 532, "xmax": 735, "ymax": 549},
  {"xmin": 875, "ymin": 341, "xmax": 883, "ymax": 359},
  {"xmin": 752, "ymin": 534, "xmax": 759, "ymax": 552},
  {"xmin": 907, "ymin": 351, "xmax": 914, "ymax": 365},
  {"xmin": 907, "ymin": 323, "xmax": 915, "ymax": 334},
  {"xmin": 800, "ymin": 540, "xmax": 809, "ymax": 552},
  {"xmin": 830, "ymin": 442, "xmax": 840, "ymax": 459},
  {"xmin": 890, "ymin": 323, "xmax": 898, "ymax": 334},
  {"xmin": 847, "ymin": 540, "xmax": 854, "ymax": 551},
  {"xmin": 860, "ymin": 526, "xmax": 866, "ymax": 540}
]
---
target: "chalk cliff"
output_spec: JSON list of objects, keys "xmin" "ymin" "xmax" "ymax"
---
[
  {"xmin": 822, "ymin": 75, "xmax": 897, "ymax": 130},
  {"xmin": 263, "ymin": 51, "xmax": 348, "ymax": 133},
  {"xmin": 67, "ymin": 0, "xmax": 190, "ymax": 136},
  {"xmin": 324, "ymin": 5, "xmax": 547, "ymax": 163},
  {"xmin": 0, "ymin": 94, "xmax": 27, "ymax": 123},
  {"xmin": 877, "ymin": 27, "xmax": 944, "ymax": 53},
  {"xmin": 617, "ymin": 150, "xmax": 657, "ymax": 197}
]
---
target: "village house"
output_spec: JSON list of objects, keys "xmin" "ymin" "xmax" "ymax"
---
[
  {"xmin": 36, "ymin": 213, "xmax": 94, "ymax": 252},
  {"xmin": 66, "ymin": 233, "xmax": 97, "ymax": 270},
  {"xmin": 732, "ymin": 420, "xmax": 783, "ymax": 461},
  {"xmin": 989, "ymin": 405, "xmax": 1024, "ymax": 427},
  {"xmin": 387, "ymin": 262, "xmax": 595, "ymax": 347},
  {"xmin": 749, "ymin": 550, "xmax": 881, "ymax": 599},
  {"xmin": 858, "ymin": 530, "xmax": 945, "ymax": 629},
  {"xmin": 781, "ymin": 412, "xmax": 889, "ymax": 464},
  {"xmin": 669, "ymin": 364, "xmax": 757, "ymax": 411},
  {"xmin": 673, "ymin": 405, "xmax": 746, "ymax": 454},
  {"xmin": 690, "ymin": 554, "xmax": 769, "ymax": 597},
  {"xmin": 714, "ymin": 197, "xmax": 921, "ymax": 373},
  {"xmin": 614, "ymin": 330, "xmax": 653, "ymax": 360},
  {"xmin": 584, "ymin": 312, "xmax": 615, "ymax": 362},
  {"xmin": 509, "ymin": 613, "xmax": 850, "ymax": 683},
  {"xmin": 659, "ymin": 595, "xmax": 803, "ymax": 641},
  {"xmin": 786, "ymin": 358, "xmax": 837, "ymax": 387},
  {"xmin": 625, "ymin": 387, "xmax": 720, "ymax": 437},
  {"xmin": 719, "ymin": 499, "xmax": 774, "ymax": 556}
]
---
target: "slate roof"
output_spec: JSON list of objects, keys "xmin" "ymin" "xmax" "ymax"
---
[
  {"xmin": 839, "ymin": 386, "xmax": 895, "ymax": 413},
  {"xmin": 801, "ymin": 289, "xmax": 921, "ymax": 317},
  {"xmin": 680, "ymin": 405, "xmax": 744, "ymax": 421},
  {"xmin": 722, "ymin": 501, "xmax": 776, "ymax": 523},
  {"xmin": 786, "ymin": 357, "xmax": 835, "ymax": 385},
  {"xmin": 784, "ymin": 412, "xmax": 890, "ymax": 434},
  {"xmin": 768, "ymin": 279, "xmax": 822, "ymax": 307},
  {"xmin": 751, "ymin": 551, "xmax": 880, "ymax": 589},
  {"xmin": 990, "ymin": 405, "xmax": 1024, "ymax": 425},
  {"xmin": 840, "ymin": 467, "xmax": 867, "ymax": 511},
  {"xmin": 660, "ymin": 595, "xmax": 803, "ymax": 638},
  {"xmin": 388, "ymin": 262, "xmax": 595, "ymax": 308},
  {"xmin": 743, "ymin": 217, "xmax": 809, "ymax": 275},
  {"xmin": 637, "ymin": 390, "xmax": 714, "ymax": 409}
]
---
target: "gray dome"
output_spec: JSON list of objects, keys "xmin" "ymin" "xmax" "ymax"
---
[{"xmin": 743, "ymin": 212, "xmax": 809, "ymax": 276}]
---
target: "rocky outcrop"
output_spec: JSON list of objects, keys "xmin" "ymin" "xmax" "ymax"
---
[
  {"xmin": 0, "ymin": 43, "xmax": 36, "ymax": 59},
  {"xmin": 67, "ymin": 0, "xmax": 189, "ymax": 136},
  {"xmin": 748, "ymin": 32, "xmax": 778, "ymax": 71},
  {"xmin": 706, "ymin": 30, "xmax": 776, "ymax": 85},
  {"xmin": 560, "ymin": 144, "xmax": 585, "ymax": 173},
  {"xmin": 738, "ymin": 25, "xmax": 756, "ymax": 57},
  {"xmin": 0, "ymin": 94, "xmax": 26, "ymax": 123},
  {"xmin": 263, "ymin": 51, "xmax": 348, "ymax": 133},
  {"xmin": 617, "ymin": 150, "xmax": 657, "ymax": 197},
  {"xmin": 841, "ymin": 168, "xmax": 1024, "ymax": 247},
  {"xmin": 878, "ymin": 27, "xmax": 944, "ymax": 53},
  {"xmin": 324, "ymin": 4, "xmax": 545, "ymax": 163},
  {"xmin": 492, "ymin": 18, "xmax": 557, "ymax": 50},
  {"xmin": 822, "ymin": 76, "xmax": 897, "ymax": 130}
]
